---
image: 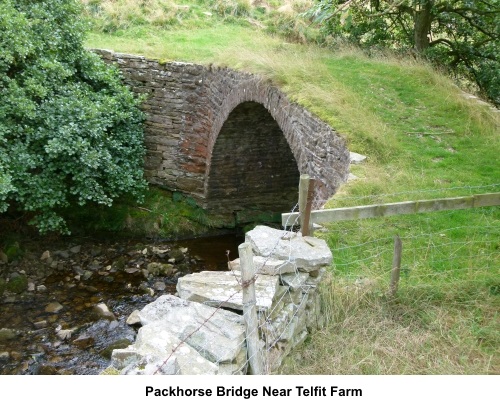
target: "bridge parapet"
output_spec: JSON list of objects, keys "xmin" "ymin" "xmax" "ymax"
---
[{"xmin": 93, "ymin": 49, "xmax": 350, "ymax": 223}]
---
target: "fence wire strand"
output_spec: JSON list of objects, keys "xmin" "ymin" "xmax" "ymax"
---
[{"xmin": 138, "ymin": 185, "xmax": 499, "ymax": 375}]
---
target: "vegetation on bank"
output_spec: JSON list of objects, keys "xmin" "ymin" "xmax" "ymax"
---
[
  {"xmin": 0, "ymin": 0, "xmax": 146, "ymax": 234},
  {"xmin": 81, "ymin": 0, "xmax": 499, "ymax": 375},
  {"xmin": 308, "ymin": 1, "xmax": 500, "ymax": 107},
  {"xmin": 1, "ymin": 0, "xmax": 498, "ymax": 374}
]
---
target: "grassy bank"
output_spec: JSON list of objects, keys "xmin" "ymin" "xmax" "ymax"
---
[{"xmin": 80, "ymin": 0, "xmax": 499, "ymax": 374}]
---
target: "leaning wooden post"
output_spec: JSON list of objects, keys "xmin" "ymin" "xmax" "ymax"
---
[
  {"xmin": 239, "ymin": 242, "xmax": 263, "ymax": 374},
  {"xmin": 389, "ymin": 235, "xmax": 403, "ymax": 297},
  {"xmin": 302, "ymin": 178, "xmax": 316, "ymax": 237},
  {"xmin": 298, "ymin": 174, "xmax": 310, "ymax": 225},
  {"xmin": 299, "ymin": 176, "xmax": 315, "ymax": 237}
]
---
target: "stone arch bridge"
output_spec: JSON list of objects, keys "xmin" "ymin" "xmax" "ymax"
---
[{"xmin": 95, "ymin": 50, "xmax": 350, "ymax": 225}]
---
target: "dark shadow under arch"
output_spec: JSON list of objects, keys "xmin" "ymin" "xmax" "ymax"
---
[{"xmin": 206, "ymin": 101, "xmax": 300, "ymax": 223}]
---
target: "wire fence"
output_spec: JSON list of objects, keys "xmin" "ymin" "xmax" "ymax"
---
[
  {"xmin": 146, "ymin": 203, "xmax": 316, "ymax": 375},
  {"xmin": 312, "ymin": 182, "xmax": 500, "ymax": 209},
  {"xmin": 124, "ymin": 181, "xmax": 500, "ymax": 376},
  {"xmin": 327, "ymin": 209, "xmax": 499, "ymax": 289}
]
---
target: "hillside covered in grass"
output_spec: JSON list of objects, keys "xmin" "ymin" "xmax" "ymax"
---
[
  {"xmin": 82, "ymin": 0, "xmax": 499, "ymax": 374},
  {"xmin": 83, "ymin": 0, "xmax": 499, "ymax": 201}
]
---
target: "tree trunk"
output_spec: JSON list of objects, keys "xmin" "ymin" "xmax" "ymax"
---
[{"xmin": 414, "ymin": 1, "xmax": 434, "ymax": 52}]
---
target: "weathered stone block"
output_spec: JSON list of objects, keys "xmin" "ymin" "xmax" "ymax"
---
[
  {"xmin": 246, "ymin": 226, "xmax": 333, "ymax": 271},
  {"xmin": 177, "ymin": 271, "xmax": 279, "ymax": 312},
  {"xmin": 228, "ymin": 256, "xmax": 295, "ymax": 276}
]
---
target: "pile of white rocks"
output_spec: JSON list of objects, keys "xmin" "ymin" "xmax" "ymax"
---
[{"xmin": 106, "ymin": 225, "xmax": 333, "ymax": 375}]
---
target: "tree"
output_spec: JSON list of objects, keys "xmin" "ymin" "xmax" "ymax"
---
[
  {"xmin": 309, "ymin": 0, "xmax": 500, "ymax": 105},
  {"xmin": 0, "ymin": 0, "xmax": 146, "ymax": 233}
]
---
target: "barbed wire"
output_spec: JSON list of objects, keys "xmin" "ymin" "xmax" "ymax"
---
[
  {"xmin": 310, "ymin": 183, "xmax": 500, "ymax": 209},
  {"xmin": 150, "ymin": 201, "xmax": 309, "ymax": 375},
  {"xmin": 143, "ymin": 183, "xmax": 498, "ymax": 375}
]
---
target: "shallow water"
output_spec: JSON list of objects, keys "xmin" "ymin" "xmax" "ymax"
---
[{"xmin": 0, "ymin": 233, "xmax": 243, "ymax": 375}]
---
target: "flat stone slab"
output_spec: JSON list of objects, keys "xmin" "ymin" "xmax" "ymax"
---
[
  {"xmin": 347, "ymin": 173, "xmax": 359, "ymax": 182},
  {"xmin": 228, "ymin": 255, "xmax": 295, "ymax": 275},
  {"xmin": 177, "ymin": 271, "xmax": 279, "ymax": 312},
  {"xmin": 350, "ymin": 151, "xmax": 367, "ymax": 164},
  {"xmin": 138, "ymin": 294, "xmax": 245, "ymax": 363},
  {"xmin": 112, "ymin": 323, "xmax": 218, "ymax": 375},
  {"xmin": 245, "ymin": 226, "xmax": 333, "ymax": 271},
  {"xmin": 280, "ymin": 272, "xmax": 310, "ymax": 291}
]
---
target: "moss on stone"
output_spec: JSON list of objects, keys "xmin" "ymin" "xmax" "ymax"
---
[
  {"xmin": 99, "ymin": 338, "xmax": 133, "ymax": 359},
  {"xmin": 7, "ymin": 274, "xmax": 28, "ymax": 294},
  {"xmin": 100, "ymin": 367, "xmax": 121, "ymax": 375},
  {"xmin": 0, "ymin": 278, "xmax": 6, "ymax": 296}
]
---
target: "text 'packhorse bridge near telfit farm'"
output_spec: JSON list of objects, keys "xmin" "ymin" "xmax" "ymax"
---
[{"xmin": 94, "ymin": 50, "xmax": 350, "ymax": 225}]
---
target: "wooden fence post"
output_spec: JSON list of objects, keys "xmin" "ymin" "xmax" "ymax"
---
[
  {"xmin": 389, "ymin": 235, "xmax": 402, "ymax": 297},
  {"xmin": 299, "ymin": 174, "xmax": 315, "ymax": 236},
  {"xmin": 303, "ymin": 179, "xmax": 316, "ymax": 237},
  {"xmin": 239, "ymin": 242, "xmax": 264, "ymax": 374},
  {"xmin": 299, "ymin": 174, "xmax": 310, "ymax": 231}
]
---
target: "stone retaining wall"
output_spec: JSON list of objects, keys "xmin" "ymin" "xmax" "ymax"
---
[
  {"xmin": 108, "ymin": 225, "xmax": 331, "ymax": 374},
  {"xmin": 93, "ymin": 50, "xmax": 350, "ymax": 220}
]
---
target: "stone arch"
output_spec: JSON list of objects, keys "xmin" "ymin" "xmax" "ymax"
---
[
  {"xmin": 93, "ymin": 50, "xmax": 351, "ymax": 223},
  {"xmin": 205, "ymin": 101, "xmax": 300, "ymax": 221},
  {"xmin": 202, "ymin": 67, "xmax": 350, "ymax": 218}
]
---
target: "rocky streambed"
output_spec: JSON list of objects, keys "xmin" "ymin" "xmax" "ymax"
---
[{"xmin": 0, "ymin": 234, "xmax": 242, "ymax": 375}]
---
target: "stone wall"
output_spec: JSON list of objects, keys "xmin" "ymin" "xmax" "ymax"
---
[
  {"xmin": 93, "ymin": 49, "xmax": 350, "ymax": 221},
  {"xmin": 108, "ymin": 225, "xmax": 331, "ymax": 374}
]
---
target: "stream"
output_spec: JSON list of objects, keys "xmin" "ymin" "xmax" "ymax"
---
[{"xmin": 0, "ymin": 233, "xmax": 243, "ymax": 375}]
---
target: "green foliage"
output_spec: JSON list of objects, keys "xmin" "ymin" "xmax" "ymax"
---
[
  {"xmin": 61, "ymin": 186, "xmax": 226, "ymax": 239},
  {"xmin": 4, "ymin": 241, "xmax": 22, "ymax": 261},
  {"xmin": 0, "ymin": 0, "xmax": 146, "ymax": 233},
  {"xmin": 6, "ymin": 274, "xmax": 28, "ymax": 294},
  {"xmin": 308, "ymin": 0, "xmax": 500, "ymax": 105}
]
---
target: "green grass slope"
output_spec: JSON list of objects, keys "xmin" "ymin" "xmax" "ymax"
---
[{"xmin": 82, "ymin": 0, "xmax": 499, "ymax": 374}]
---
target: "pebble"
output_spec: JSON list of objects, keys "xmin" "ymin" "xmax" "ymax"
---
[
  {"xmin": 57, "ymin": 329, "xmax": 73, "ymax": 340},
  {"xmin": 72, "ymin": 334, "xmax": 95, "ymax": 349},
  {"xmin": 69, "ymin": 245, "xmax": 81, "ymax": 254},
  {"xmin": 94, "ymin": 303, "xmax": 116, "ymax": 321},
  {"xmin": 0, "ymin": 328, "xmax": 17, "ymax": 341},
  {"xmin": 125, "ymin": 267, "xmax": 139, "ymax": 274},
  {"xmin": 153, "ymin": 281, "xmax": 166, "ymax": 291},
  {"xmin": 108, "ymin": 320, "xmax": 119, "ymax": 331},
  {"xmin": 34, "ymin": 320, "xmax": 48, "ymax": 329},
  {"xmin": 0, "ymin": 352, "xmax": 10, "ymax": 363},
  {"xmin": 45, "ymin": 302, "xmax": 63, "ymax": 314},
  {"xmin": 55, "ymin": 250, "xmax": 70, "ymax": 259},
  {"xmin": 126, "ymin": 310, "xmax": 141, "ymax": 326},
  {"xmin": 82, "ymin": 271, "xmax": 93, "ymax": 280}
]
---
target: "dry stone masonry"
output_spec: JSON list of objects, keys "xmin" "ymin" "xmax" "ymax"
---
[
  {"xmin": 93, "ymin": 49, "xmax": 350, "ymax": 224},
  {"xmin": 107, "ymin": 225, "xmax": 332, "ymax": 374}
]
